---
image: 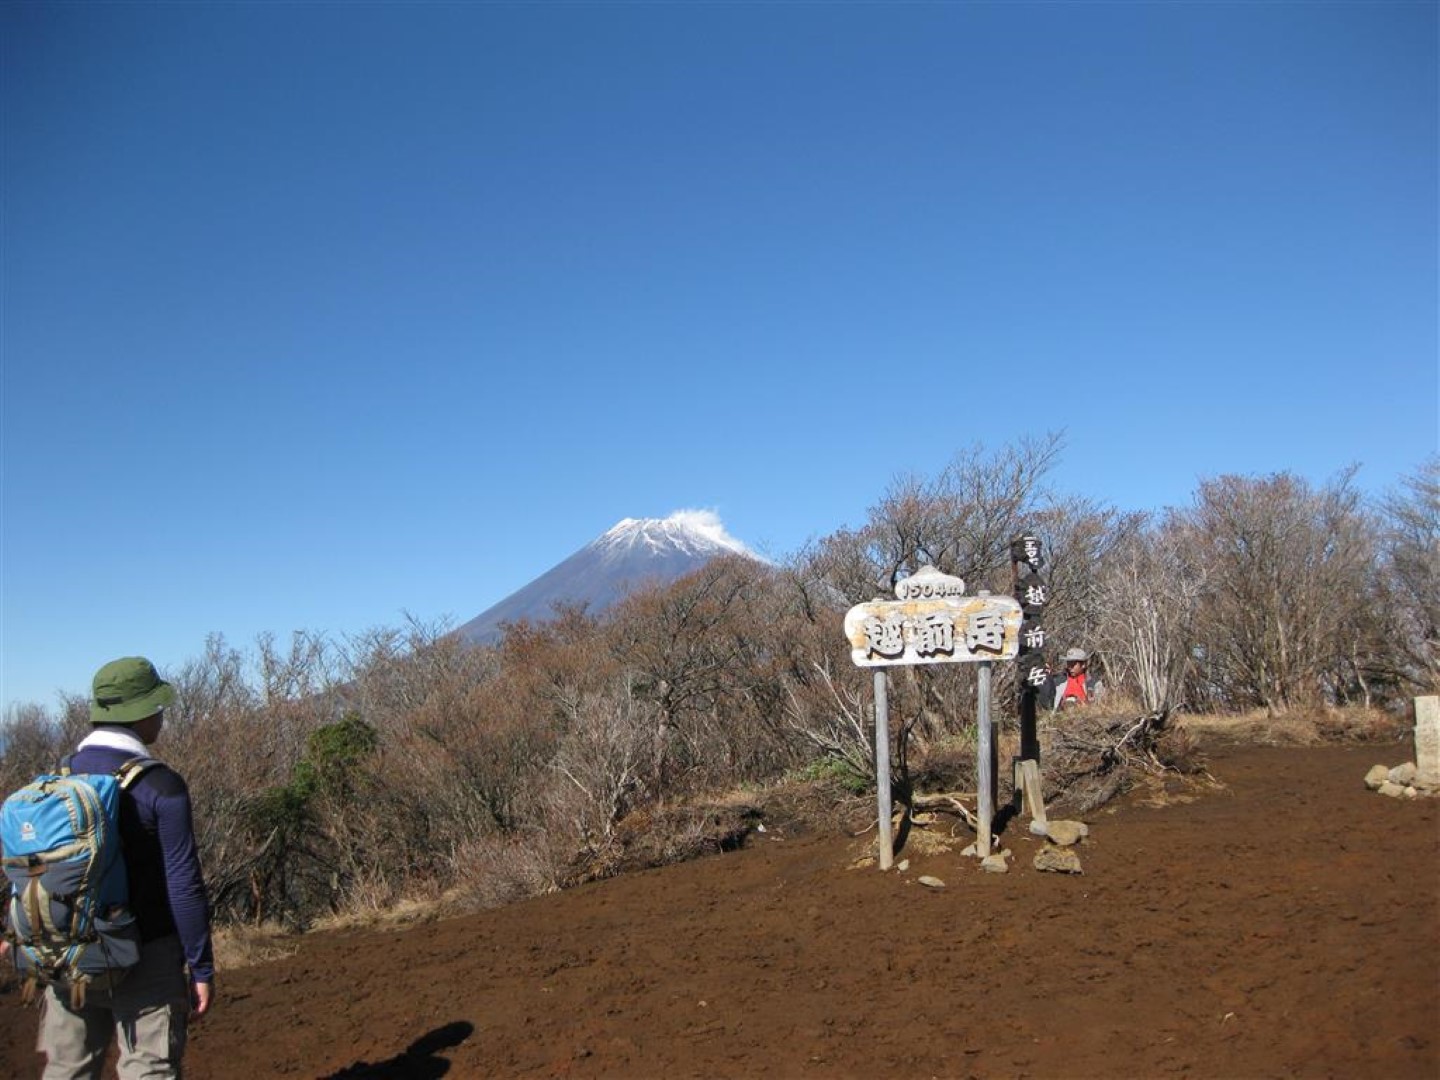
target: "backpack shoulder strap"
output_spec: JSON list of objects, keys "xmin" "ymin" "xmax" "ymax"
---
[
  {"xmin": 115, "ymin": 757, "xmax": 160, "ymax": 790},
  {"xmin": 49, "ymin": 753, "xmax": 158, "ymax": 787}
]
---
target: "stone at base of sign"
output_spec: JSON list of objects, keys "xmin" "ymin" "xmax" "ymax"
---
[
  {"xmin": 918, "ymin": 875, "xmax": 946, "ymax": 889},
  {"xmin": 1364, "ymin": 761, "xmax": 1438, "ymax": 798},
  {"xmin": 1377, "ymin": 781, "xmax": 1423, "ymax": 799},
  {"xmin": 1033, "ymin": 846, "xmax": 1084, "ymax": 874},
  {"xmin": 1388, "ymin": 762, "xmax": 1418, "ymax": 786},
  {"xmin": 981, "ymin": 852, "xmax": 1009, "ymax": 874},
  {"xmin": 1032, "ymin": 819, "xmax": 1088, "ymax": 846}
]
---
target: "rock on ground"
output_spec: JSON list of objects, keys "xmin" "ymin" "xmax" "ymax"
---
[
  {"xmin": 1033, "ymin": 846, "xmax": 1084, "ymax": 874},
  {"xmin": 1388, "ymin": 763, "xmax": 1418, "ymax": 786},
  {"xmin": 1042, "ymin": 820, "xmax": 1089, "ymax": 846}
]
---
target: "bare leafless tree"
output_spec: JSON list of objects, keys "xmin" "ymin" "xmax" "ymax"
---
[
  {"xmin": 1180, "ymin": 469, "xmax": 1378, "ymax": 713},
  {"xmin": 1094, "ymin": 517, "xmax": 1203, "ymax": 712},
  {"xmin": 1033, "ymin": 498, "xmax": 1145, "ymax": 672},
  {"xmin": 0, "ymin": 703, "xmax": 67, "ymax": 794},
  {"xmin": 607, "ymin": 556, "xmax": 767, "ymax": 793},
  {"xmin": 1377, "ymin": 457, "xmax": 1440, "ymax": 695},
  {"xmin": 546, "ymin": 678, "xmax": 652, "ymax": 854},
  {"xmin": 853, "ymin": 434, "xmax": 1065, "ymax": 598}
]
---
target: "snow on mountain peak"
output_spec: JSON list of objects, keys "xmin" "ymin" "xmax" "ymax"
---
[
  {"xmin": 458, "ymin": 511, "xmax": 764, "ymax": 644},
  {"xmin": 598, "ymin": 510, "xmax": 753, "ymax": 559}
]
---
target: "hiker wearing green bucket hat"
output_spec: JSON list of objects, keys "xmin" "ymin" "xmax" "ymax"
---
[
  {"xmin": 90, "ymin": 655, "xmax": 178, "ymax": 724},
  {"xmin": 29, "ymin": 656, "xmax": 215, "ymax": 1078}
]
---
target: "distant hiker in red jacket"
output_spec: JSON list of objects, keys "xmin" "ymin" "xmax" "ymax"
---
[{"xmin": 1049, "ymin": 648, "xmax": 1104, "ymax": 710}]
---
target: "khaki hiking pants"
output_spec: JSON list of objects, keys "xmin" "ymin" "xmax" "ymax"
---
[{"xmin": 38, "ymin": 935, "xmax": 190, "ymax": 1080}]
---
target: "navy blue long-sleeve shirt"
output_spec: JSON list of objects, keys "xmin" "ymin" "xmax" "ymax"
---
[{"xmin": 69, "ymin": 743, "xmax": 215, "ymax": 984}]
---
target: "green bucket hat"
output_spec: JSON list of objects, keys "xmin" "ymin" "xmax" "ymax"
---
[{"xmin": 91, "ymin": 656, "xmax": 175, "ymax": 724}]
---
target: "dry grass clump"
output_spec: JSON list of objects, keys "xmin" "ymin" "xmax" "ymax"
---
[
  {"xmin": 1309, "ymin": 705, "xmax": 1412, "ymax": 743},
  {"xmin": 212, "ymin": 921, "xmax": 302, "ymax": 971},
  {"xmin": 1177, "ymin": 706, "xmax": 1410, "ymax": 748},
  {"xmin": 309, "ymin": 894, "xmax": 450, "ymax": 935},
  {"xmin": 1179, "ymin": 710, "xmax": 1324, "ymax": 747}
]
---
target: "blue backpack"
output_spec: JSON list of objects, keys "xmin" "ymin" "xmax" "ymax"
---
[{"xmin": 1, "ymin": 756, "xmax": 156, "ymax": 1006}]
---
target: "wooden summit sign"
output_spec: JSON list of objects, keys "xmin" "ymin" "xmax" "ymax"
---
[
  {"xmin": 844, "ymin": 567, "xmax": 1022, "ymax": 667},
  {"xmin": 844, "ymin": 565, "xmax": 1023, "ymax": 869}
]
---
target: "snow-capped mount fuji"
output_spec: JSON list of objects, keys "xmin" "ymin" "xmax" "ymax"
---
[
  {"xmin": 456, "ymin": 511, "xmax": 760, "ymax": 645},
  {"xmin": 591, "ymin": 513, "xmax": 752, "ymax": 564}
]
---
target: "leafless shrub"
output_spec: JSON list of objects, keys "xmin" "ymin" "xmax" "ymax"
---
[
  {"xmin": 0, "ymin": 702, "xmax": 67, "ymax": 794},
  {"xmin": 444, "ymin": 833, "xmax": 566, "ymax": 913},
  {"xmin": 1377, "ymin": 457, "xmax": 1440, "ymax": 695},
  {"xmin": 782, "ymin": 659, "xmax": 873, "ymax": 782},
  {"xmin": 1093, "ymin": 520, "xmax": 1203, "ymax": 712},
  {"xmin": 342, "ymin": 614, "xmax": 497, "ymax": 735},
  {"xmin": 822, "ymin": 435, "xmax": 1064, "ymax": 604},
  {"xmin": 606, "ymin": 801, "xmax": 753, "ymax": 876},
  {"xmin": 1180, "ymin": 469, "xmax": 1379, "ymax": 714},
  {"xmin": 606, "ymin": 557, "xmax": 773, "ymax": 794},
  {"xmin": 545, "ymin": 680, "xmax": 652, "ymax": 854},
  {"xmin": 1033, "ymin": 498, "xmax": 1145, "ymax": 662},
  {"xmin": 163, "ymin": 639, "xmax": 319, "ymax": 922}
]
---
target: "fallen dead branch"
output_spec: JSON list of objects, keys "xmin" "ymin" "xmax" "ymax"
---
[
  {"xmin": 910, "ymin": 792, "xmax": 980, "ymax": 830},
  {"xmin": 1044, "ymin": 708, "xmax": 1193, "ymax": 812}
]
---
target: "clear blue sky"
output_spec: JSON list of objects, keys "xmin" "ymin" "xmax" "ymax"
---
[{"xmin": 2, "ymin": 2, "xmax": 1435, "ymax": 711}]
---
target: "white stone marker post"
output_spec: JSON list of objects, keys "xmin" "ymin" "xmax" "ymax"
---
[
  {"xmin": 1416, "ymin": 696, "xmax": 1440, "ymax": 786},
  {"xmin": 843, "ymin": 566, "xmax": 1022, "ymax": 870}
]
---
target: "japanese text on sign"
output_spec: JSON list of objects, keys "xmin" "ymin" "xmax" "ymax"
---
[{"xmin": 843, "ymin": 596, "xmax": 1023, "ymax": 667}]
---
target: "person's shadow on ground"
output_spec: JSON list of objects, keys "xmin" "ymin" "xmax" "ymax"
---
[{"xmin": 321, "ymin": 1021, "xmax": 475, "ymax": 1079}]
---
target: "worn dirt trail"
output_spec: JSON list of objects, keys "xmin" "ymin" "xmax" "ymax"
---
[{"xmin": 3, "ymin": 743, "xmax": 1436, "ymax": 1079}]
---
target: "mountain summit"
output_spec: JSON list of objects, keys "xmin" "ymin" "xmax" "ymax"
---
[{"xmin": 456, "ymin": 511, "xmax": 758, "ymax": 645}]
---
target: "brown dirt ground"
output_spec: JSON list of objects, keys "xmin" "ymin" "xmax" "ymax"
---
[{"xmin": 3, "ymin": 742, "xmax": 1437, "ymax": 1079}]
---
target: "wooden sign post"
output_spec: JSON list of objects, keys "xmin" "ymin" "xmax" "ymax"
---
[
  {"xmin": 873, "ymin": 670, "xmax": 893, "ymax": 869},
  {"xmin": 844, "ymin": 567, "xmax": 1022, "ymax": 867},
  {"xmin": 1011, "ymin": 535, "xmax": 1051, "ymax": 829},
  {"xmin": 1011, "ymin": 534, "xmax": 1049, "ymax": 764}
]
